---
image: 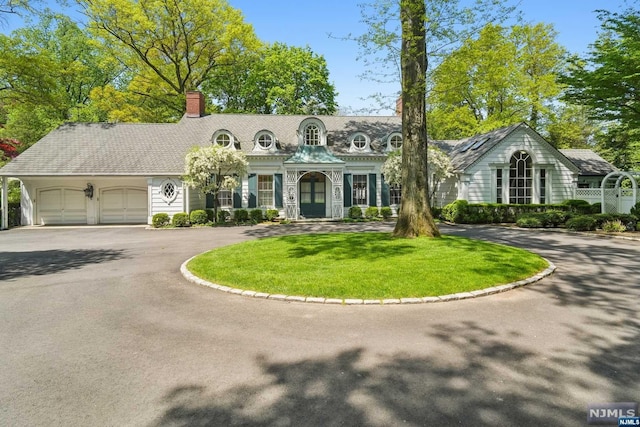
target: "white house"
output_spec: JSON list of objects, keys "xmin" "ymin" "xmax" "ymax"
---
[{"xmin": 0, "ymin": 92, "xmax": 615, "ymax": 228}]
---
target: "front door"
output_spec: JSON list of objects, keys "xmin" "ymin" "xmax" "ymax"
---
[{"xmin": 299, "ymin": 172, "xmax": 326, "ymax": 218}]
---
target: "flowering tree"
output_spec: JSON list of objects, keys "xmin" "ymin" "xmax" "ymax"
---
[
  {"xmin": 382, "ymin": 146, "xmax": 452, "ymax": 207},
  {"xmin": 183, "ymin": 145, "xmax": 248, "ymax": 222},
  {"xmin": 0, "ymin": 137, "xmax": 22, "ymax": 167}
]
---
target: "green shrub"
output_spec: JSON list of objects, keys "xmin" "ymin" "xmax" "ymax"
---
[
  {"xmin": 543, "ymin": 210, "xmax": 568, "ymax": 227},
  {"xmin": 205, "ymin": 209, "xmax": 215, "ymax": 222},
  {"xmin": 591, "ymin": 202, "xmax": 602, "ymax": 214},
  {"xmin": 250, "ymin": 209, "xmax": 264, "ymax": 223},
  {"xmin": 172, "ymin": 212, "xmax": 190, "ymax": 227},
  {"xmin": 152, "ymin": 213, "xmax": 170, "ymax": 228},
  {"xmin": 431, "ymin": 207, "xmax": 443, "ymax": 220},
  {"xmin": 266, "ymin": 209, "xmax": 280, "ymax": 221},
  {"xmin": 565, "ymin": 215, "xmax": 597, "ymax": 231},
  {"xmin": 561, "ymin": 199, "xmax": 592, "ymax": 214},
  {"xmin": 189, "ymin": 209, "xmax": 209, "ymax": 225},
  {"xmin": 365, "ymin": 206, "xmax": 379, "ymax": 219},
  {"xmin": 593, "ymin": 213, "xmax": 637, "ymax": 231},
  {"xmin": 348, "ymin": 206, "xmax": 363, "ymax": 219},
  {"xmin": 630, "ymin": 202, "xmax": 640, "ymax": 218},
  {"xmin": 516, "ymin": 215, "xmax": 544, "ymax": 228},
  {"xmin": 217, "ymin": 210, "xmax": 230, "ymax": 223},
  {"xmin": 380, "ymin": 206, "xmax": 393, "ymax": 219},
  {"xmin": 442, "ymin": 199, "xmax": 469, "ymax": 223},
  {"xmin": 233, "ymin": 209, "xmax": 249, "ymax": 223},
  {"xmin": 602, "ymin": 219, "xmax": 627, "ymax": 233}
]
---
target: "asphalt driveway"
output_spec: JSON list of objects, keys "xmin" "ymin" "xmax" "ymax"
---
[{"xmin": 0, "ymin": 223, "xmax": 638, "ymax": 426}]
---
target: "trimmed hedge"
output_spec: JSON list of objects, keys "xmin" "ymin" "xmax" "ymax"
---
[
  {"xmin": 233, "ymin": 209, "xmax": 249, "ymax": 223},
  {"xmin": 365, "ymin": 206, "xmax": 379, "ymax": 219},
  {"xmin": 217, "ymin": 210, "xmax": 230, "ymax": 223},
  {"xmin": 189, "ymin": 210, "xmax": 209, "ymax": 225},
  {"xmin": 266, "ymin": 209, "xmax": 279, "ymax": 221},
  {"xmin": 152, "ymin": 213, "xmax": 170, "ymax": 228},
  {"xmin": 172, "ymin": 212, "xmax": 190, "ymax": 227},
  {"xmin": 250, "ymin": 209, "xmax": 263, "ymax": 223},
  {"xmin": 380, "ymin": 206, "xmax": 393, "ymax": 220},
  {"xmin": 566, "ymin": 215, "xmax": 597, "ymax": 231},
  {"xmin": 348, "ymin": 206, "xmax": 363, "ymax": 219}
]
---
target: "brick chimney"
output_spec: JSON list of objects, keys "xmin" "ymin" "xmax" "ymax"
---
[
  {"xmin": 186, "ymin": 91, "xmax": 205, "ymax": 117},
  {"xmin": 395, "ymin": 96, "xmax": 403, "ymax": 116}
]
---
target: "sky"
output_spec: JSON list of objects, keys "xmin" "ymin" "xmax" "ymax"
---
[{"xmin": 2, "ymin": 0, "xmax": 635, "ymax": 115}]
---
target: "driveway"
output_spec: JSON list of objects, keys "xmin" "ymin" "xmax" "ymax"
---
[{"xmin": 0, "ymin": 223, "xmax": 638, "ymax": 426}]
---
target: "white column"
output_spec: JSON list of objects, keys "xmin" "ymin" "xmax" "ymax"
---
[{"xmin": 1, "ymin": 176, "xmax": 8, "ymax": 230}]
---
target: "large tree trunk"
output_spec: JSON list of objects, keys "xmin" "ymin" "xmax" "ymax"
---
[{"xmin": 393, "ymin": 0, "xmax": 440, "ymax": 238}]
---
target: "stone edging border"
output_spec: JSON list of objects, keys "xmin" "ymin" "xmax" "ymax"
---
[{"xmin": 180, "ymin": 256, "xmax": 557, "ymax": 305}]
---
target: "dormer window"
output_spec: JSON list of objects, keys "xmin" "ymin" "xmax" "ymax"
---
[
  {"xmin": 388, "ymin": 133, "xmax": 403, "ymax": 151},
  {"xmin": 212, "ymin": 130, "xmax": 234, "ymax": 149},
  {"xmin": 256, "ymin": 131, "xmax": 275, "ymax": 150},
  {"xmin": 350, "ymin": 133, "xmax": 371, "ymax": 152},
  {"xmin": 304, "ymin": 124, "xmax": 320, "ymax": 146},
  {"xmin": 298, "ymin": 118, "xmax": 327, "ymax": 146}
]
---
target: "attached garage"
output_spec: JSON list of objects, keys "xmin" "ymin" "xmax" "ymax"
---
[
  {"xmin": 100, "ymin": 187, "xmax": 148, "ymax": 224},
  {"xmin": 37, "ymin": 188, "xmax": 87, "ymax": 225}
]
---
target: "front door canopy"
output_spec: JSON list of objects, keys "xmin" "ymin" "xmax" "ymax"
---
[{"xmin": 284, "ymin": 146, "xmax": 345, "ymax": 165}]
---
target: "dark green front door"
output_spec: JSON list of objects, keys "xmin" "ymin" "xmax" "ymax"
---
[{"xmin": 299, "ymin": 173, "xmax": 326, "ymax": 218}]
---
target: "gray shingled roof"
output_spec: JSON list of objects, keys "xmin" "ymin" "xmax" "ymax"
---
[
  {"xmin": 0, "ymin": 114, "xmax": 400, "ymax": 176},
  {"xmin": 559, "ymin": 149, "xmax": 617, "ymax": 176}
]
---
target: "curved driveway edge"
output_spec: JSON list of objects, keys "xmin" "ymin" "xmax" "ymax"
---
[{"xmin": 180, "ymin": 255, "xmax": 557, "ymax": 305}]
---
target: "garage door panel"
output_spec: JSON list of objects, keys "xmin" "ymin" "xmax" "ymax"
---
[
  {"xmin": 100, "ymin": 188, "xmax": 147, "ymax": 224},
  {"xmin": 38, "ymin": 188, "xmax": 87, "ymax": 225}
]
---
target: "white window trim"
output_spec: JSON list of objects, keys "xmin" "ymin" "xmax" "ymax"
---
[
  {"xmin": 159, "ymin": 178, "xmax": 178, "ymax": 205},
  {"xmin": 254, "ymin": 131, "xmax": 276, "ymax": 151},
  {"xmin": 387, "ymin": 133, "xmax": 403, "ymax": 151},
  {"xmin": 349, "ymin": 133, "xmax": 371, "ymax": 152},
  {"xmin": 297, "ymin": 118, "xmax": 327, "ymax": 146},
  {"xmin": 212, "ymin": 130, "xmax": 235, "ymax": 149}
]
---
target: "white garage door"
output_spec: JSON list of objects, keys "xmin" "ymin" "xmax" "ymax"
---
[
  {"xmin": 38, "ymin": 188, "xmax": 87, "ymax": 225},
  {"xmin": 100, "ymin": 188, "xmax": 148, "ymax": 224}
]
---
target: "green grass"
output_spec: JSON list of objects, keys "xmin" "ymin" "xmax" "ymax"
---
[{"xmin": 187, "ymin": 232, "xmax": 549, "ymax": 299}]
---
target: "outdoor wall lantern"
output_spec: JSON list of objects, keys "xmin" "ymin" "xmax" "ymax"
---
[{"xmin": 84, "ymin": 183, "xmax": 94, "ymax": 199}]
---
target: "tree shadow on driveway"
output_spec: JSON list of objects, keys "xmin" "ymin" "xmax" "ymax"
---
[{"xmin": 0, "ymin": 249, "xmax": 128, "ymax": 281}]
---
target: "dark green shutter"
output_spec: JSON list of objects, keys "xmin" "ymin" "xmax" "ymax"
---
[
  {"xmin": 248, "ymin": 174, "xmax": 257, "ymax": 208},
  {"xmin": 381, "ymin": 174, "xmax": 390, "ymax": 207},
  {"xmin": 233, "ymin": 182, "xmax": 242, "ymax": 208},
  {"xmin": 343, "ymin": 174, "xmax": 352, "ymax": 207},
  {"xmin": 369, "ymin": 173, "xmax": 377, "ymax": 206},
  {"xmin": 274, "ymin": 174, "xmax": 283, "ymax": 208}
]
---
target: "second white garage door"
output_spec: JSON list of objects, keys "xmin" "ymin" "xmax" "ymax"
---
[{"xmin": 100, "ymin": 188, "xmax": 148, "ymax": 224}]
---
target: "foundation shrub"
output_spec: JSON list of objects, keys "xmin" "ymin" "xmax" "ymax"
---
[
  {"xmin": 189, "ymin": 210, "xmax": 209, "ymax": 225},
  {"xmin": 152, "ymin": 213, "xmax": 170, "ymax": 228},
  {"xmin": 172, "ymin": 212, "xmax": 190, "ymax": 227}
]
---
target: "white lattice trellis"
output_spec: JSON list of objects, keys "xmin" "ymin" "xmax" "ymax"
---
[{"xmin": 283, "ymin": 167, "xmax": 344, "ymax": 220}]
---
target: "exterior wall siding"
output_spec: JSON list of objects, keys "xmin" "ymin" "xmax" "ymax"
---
[{"xmin": 151, "ymin": 177, "xmax": 185, "ymax": 219}]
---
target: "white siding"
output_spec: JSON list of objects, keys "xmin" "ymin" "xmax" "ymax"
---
[
  {"xmin": 151, "ymin": 177, "xmax": 185, "ymax": 218},
  {"xmin": 435, "ymin": 175, "xmax": 458, "ymax": 207},
  {"xmin": 187, "ymin": 187, "xmax": 205, "ymax": 213},
  {"xmin": 465, "ymin": 128, "xmax": 577, "ymax": 204}
]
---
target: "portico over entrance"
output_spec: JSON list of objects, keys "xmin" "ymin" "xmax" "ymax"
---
[{"xmin": 283, "ymin": 146, "xmax": 345, "ymax": 220}]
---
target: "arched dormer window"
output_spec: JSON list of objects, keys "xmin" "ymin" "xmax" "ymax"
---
[
  {"xmin": 386, "ymin": 133, "xmax": 403, "ymax": 151},
  {"xmin": 349, "ymin": 133, "xmax": 371, "ymax": 152},
  {"xmin": 298, "ymin": 118, "xmax": 327, "ymax": 146},
  {"xmin": 212, "ymin": 130, "xmax": 234, "ymax": 149},
  {"xmin": 254, "ymin": 131, "xmax": 276, "ymax": 151}
]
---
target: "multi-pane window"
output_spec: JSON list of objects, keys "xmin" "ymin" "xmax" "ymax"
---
[
  {"xmin": 509, "ymin": 151, "xmax": 532, "ymax": 204},
  {"xmin": 540, "ymin": 169, "xmax": 546, "ymax": 204},
  {"xmin": 389, "ymin": 134, "xmax": 402, "ymax": 150},
  {"xmin": 218, "ymin": 189, "xmax": 232, "ymax": 207},
  {"xmin": 257, "ymin": 133, "xmax": 273, "ymax": 149},
  {"xmin": 496, "ymin": 169, "xmax": 503, "ymax": 204},
  {"xmin": 390, "ymin": 184, "xmax": 402, "ymax": 205},
  {"xmin": 258, "ymin": 175, "xmax": 273, "ymax": 207},
  {"xmin": 304, "ymin": 124, "xmax": 320, "ymax": 145},
  {"xmin": 215, "ymin": 133, "xmax": 231, "ymax": 147},
  {"xmin": 353, "ymin": 174, "xmax": 367, "ymax": 205},
  {"xmin": 353, "ymin": 134, "xmax": 367, "ymax": 150}
]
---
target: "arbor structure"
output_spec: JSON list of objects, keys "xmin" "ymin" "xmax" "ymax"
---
[
  {"xmin": 394, "ymin": 0, "xmax": 439, "ymax": 238},
  {"xmin": 183, "ymin": 145, "xmax": 248, "ymax": 223}
]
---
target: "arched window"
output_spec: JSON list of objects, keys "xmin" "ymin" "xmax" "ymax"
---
[
  {"xmin": 509, "ymin": 151, "xmax": 532, "ymax": 204},
  {"xmin": 304, "ymin": 124, "xmax": 320, "ymax": 146},
  {"xmin": 256, "ymin": 132, "xmax": 275, "ymax": 149},
  {"xmin": 352, "ymin": 134, "xmax": 368, "ymax": 150},
  {"xmin": 388, "ymin": 133, "xmax": 402, "ymax": 150},
  {"xmin": 213, "ymin": 131, "xmax": 233, "ymax": 148}
]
